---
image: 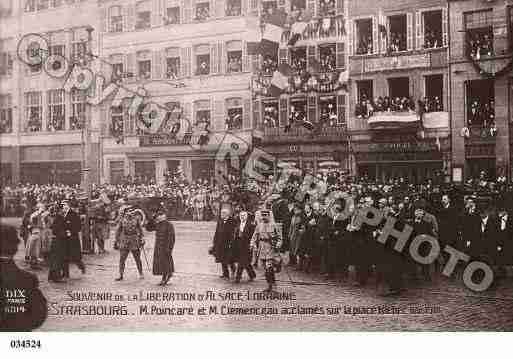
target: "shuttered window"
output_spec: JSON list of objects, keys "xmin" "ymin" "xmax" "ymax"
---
[
  {"xmin": 336, "ymin": 93, "xmax": 346, "ymax": 125},
  {"xmin": 279, "ymin": 97, "xmax": 288, "ymax": 127},
  {"xmin": 109, "ymin": 6, "xmax": 123, "ymax": 32},
  {"xmin": 336, "ymin": 42, "xmax": 345, "ymax": 70}
]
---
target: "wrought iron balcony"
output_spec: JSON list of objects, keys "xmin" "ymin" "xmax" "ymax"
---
[{"xmin": 261, "ymin": 124, "xmax": 347, "ymax": 143}]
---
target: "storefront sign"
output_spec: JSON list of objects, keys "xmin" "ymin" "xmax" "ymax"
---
[
  {"xmin": 355, "ymin": 141, "xmax": 440, "ymax": 153},
  {"xmin": 364, "ymin": 53, "xmax": 430, "ymax": 72},
  {"xmin": 139, "ymin": 134, "xmax": 191, "ymax": 147}
]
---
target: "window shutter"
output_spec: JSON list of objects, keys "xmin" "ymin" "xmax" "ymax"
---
[
  {"xmin": 124, "ymin": 4, "xmax": 135, "ymax": 31},
  {"xmin": 181, "ymin": 46, "xmax": 191, "ymax": 77},
  {"xmin": 215, "ymin": 0, "xmax": 224, "ymax": 18},
  {"xmin": 416, "ymin": 11, "xmax": 423, "ymax": 50},
  {"xmin": 278, "ymin": 48, "xmax": 288, "ymax": 65},
  {"xmin": 248, "ymin": 0, "xmax": 258, "ymax": 16},
  {"xmin": 153, "ymin": 50, "xmax": 163, "ymax": 79},
  {"xmin": 252, "ymin": 99, "xmax": 261, "ymax": 129},
  {"xmin": 336, "ymin": 42, "xmax": 345, "ymax": 70},
  {"xmin": 307, "ymin": 0, "xmax": 316, "ymax": 17},
  {"xmin": 182, "ymin": 0, "xmax": 192, "ymax": 23},
  {"xmin": 442, "ymin": 7, "xmax": 448, "ymax": 47},
  {"xmin": 372, "ymin": 16, "xmax": 378, "ymax": 55},
  {"xmin": 243, "ymin": 41, "xmax": 249, "ymax": 72},
  {"xmin": 126, "ymin": 53, "xmax": 136, "ymax": 82},
  {"xmin": 307, "ymin": 94, "xmax": 317, "ymax": 124},
  {"xmin": 307, "ymin": 45, "xmax": 317, "ymax": 69},
  {"xmin": 337, "ymin": 93, "xmax": 346, "ymax": 125},
  {"xmin": 210, "ymin": 43, "xmax": 219, "ymax": 74},
  {"xmin": 336, "ymin": 0, "xmax": 343, "ymax": 15},
  {"xmin": 183, "ymin": 102, "xmax": 192, "ymax": 131},
  {"xmin": 250, "ymin": 53, "xmax": 260, "ymax": 73},
  {"xmin": 347, "ymin": 20, "xmax": 353, "ymax": 56},
  {"xmin": 243, "ymin": 98, "xmax": 250, "ymax": 129},
  {"xmin": 213, "ymin": 100, "xmax": 224, "ymax": 130},
  {"xmin": 380, "ymin": 14, "xmax": 387, "ymax": 54},
  {"xmin": 151, "ymin": 0, "xmax": 163, "ymax": 27},
  {"xmin": 100, "ymin": 7, "xmax": 107, "ymax": 33},
  {"xmin": 242, "ymin": 0, "xmax": 248, "ymax": 16},
  {"xmin": 218, "ymin": 42, "xmax": 225, "ymax": 74},
  {"xmin": 407, "ymin": 12, "xmax": 413, "ymax": 51},
  {"xmin": 279, "ymin": 97, "xmax": 288, "ymax": 127}
]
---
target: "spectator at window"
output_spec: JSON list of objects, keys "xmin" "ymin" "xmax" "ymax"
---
[
  {"xmin": 195, "ymin": 2, "xmax": 210, "ymax": 21},
  {"xmin": 196, "ymin": 58, "xmax": 210, "ymax": 75},
  {"xmin": 357, "ymin": 36, "xmax": 373, "ymax": 55},
  {"xmin": 227, "ymin": 55, "xmax": 242, "ymax": 73},
  {"xmin": 0, "ymin": 116, "xmax": 12, "ymax": 133},
  {"xmin": 424, "ymin": 29, "xmax": 442, "ymax": 49},
  {"xmin": 318, "ymin": 0, "xmax": 335, "ymax": 17},
  {"xmin": 319, "ymin": 47, "xmax": 335, "ymax": 72},
  {"xmin": 263, "ymin": 105, "xmax": 278, "ymax": 127},
  {"xmin": 388, "ymin": 33, "xmax": 406, "ymax": 53},
  {"xmin": 261, "ymin": 55, "xmax": 277, "ymax": 75}
]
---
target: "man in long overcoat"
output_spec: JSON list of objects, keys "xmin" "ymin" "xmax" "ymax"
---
[
  {"xmin": 212, "ymin": 207, "xmax": 236, "ymax": 279},
  {"xmin": 146, "ymin": 209, "xmax": 175, "ymax": 286},
  {"xmin": 61, "ymin": 200, "xmax": 85, "ymax": 278},
  {"xmin": 232, "ymin": 210, "xmax": 256, "ymax": 283}
]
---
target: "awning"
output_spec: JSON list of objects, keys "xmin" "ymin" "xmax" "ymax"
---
[
  {"xmin": 368, "ymin": 111, "xmax": 420, "ymax": 130},
  {"xmin": 422, "ymin": 111, "xmax": 449, "ymax": 129}
]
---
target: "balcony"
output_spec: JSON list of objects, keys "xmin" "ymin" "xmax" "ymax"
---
[
  {"xmin": 261, "ymin": 124, "xmax": 347, "ymax": 144},
  {"xmin": 349, "ymin": 47, "xmax": 447, "ymax": 75}
]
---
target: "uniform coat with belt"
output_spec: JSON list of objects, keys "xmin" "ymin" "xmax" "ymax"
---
[{"xmin": 146, "ymin": 218, "xmax": 175, "ymax": 275}]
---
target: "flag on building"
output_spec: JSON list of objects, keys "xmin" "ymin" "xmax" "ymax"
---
[
  {"xmin": 260, "ymin": 23, "xmax": 284, "ymax": 57},
  {"xmin": 269, "ymin": 69, "xmax": 289, "ymax": 97}
]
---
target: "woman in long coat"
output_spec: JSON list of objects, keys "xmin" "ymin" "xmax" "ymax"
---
[
  {"xmin": 146, "ymin": 210, "xmax": 175, "ymax": 286},
  {"xmin": 288, "ymin": 204, "xmax": 305, "ymax": 266}
]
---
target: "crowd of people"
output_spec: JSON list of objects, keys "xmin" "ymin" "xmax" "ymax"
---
[
  {"xmin": 387, "ymin": 32, "xmax": 407, "ymax": 53},
  {"xmin": 468, "ymin": 99, "xmax": 495, "ymax": 127},
  {"xmin": 468, "ymin": 32, "xmax": 494, "ymax": 59},
  {"xmin": 194, "ymin": 2, "xmax": 210, "ymax": 21},
  {"xmin": 3, "ymin": 167, "xmax": 513, "ymax": 293},
  {"xmin": 354, "ymin": 95, "xmax": 417, "ymax": 119}
]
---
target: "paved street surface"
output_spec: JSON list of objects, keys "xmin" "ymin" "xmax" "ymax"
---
[{"xmin": 5, "ymin": 219, "xmax": 513, "ymax": 331}]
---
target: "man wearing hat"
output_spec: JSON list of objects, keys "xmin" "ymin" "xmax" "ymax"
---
[
  {"xmin": 0, "ymin": 224, "xmax": 48, "ymax": 331},
  {"xmin": 61, "ymin": 199, "xmax": 86, "ymax": 278},
  {"xmin": 212, "ymin": 207, "xmax": 236, "ymax": 279},
  {"xmin": 114, "ymin": 206, "xmax": 145, "ymax": 280},
  {"xmin": 410, "ymin": 199, "xmax": 436, "ymax": 282},
  {"xmin": 232, "ymin": 210, "xmax": 256, "ymax": 283},
  {"xmin": 146, "ymin": 208, "xmax": 175, "ymax": 286}
]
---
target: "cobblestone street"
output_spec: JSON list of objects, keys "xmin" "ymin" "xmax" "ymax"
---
[{"xmin": 7, "ymin": 219, "xmax": 513, "ymax": 331}]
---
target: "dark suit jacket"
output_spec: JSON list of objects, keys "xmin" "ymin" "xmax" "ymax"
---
[
  {"xmin": 476, "ymin": 215, "xmax": 499, "ymax": 260},
  {"xmin": 0, "ymin": 259, "xmax": 47, "ymax": 331},
  {"xmin": 438, "ymin": 205, "xmax": 458, "ymax": 247},
  {"xmin": 212, "ymin": 217, "xmax": 236, "ymax": 263},
  {"xmin": 62, "ymin": 209, "xmax": 82, "ymax": 262},
  {"xmin": 498, "ymin": 214, "xmax": 513, "ymax": 264},
  {"xmin": 232, "ymin": 219, "xmax": 256, "ymax": 266}
]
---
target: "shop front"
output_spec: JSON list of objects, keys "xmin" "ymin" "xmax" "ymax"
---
[{"xmin": 353, "ymin": 139, "xmax": 451, "ymax": 183}]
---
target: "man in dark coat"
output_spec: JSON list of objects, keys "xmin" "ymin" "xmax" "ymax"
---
[
  {"xmin": 61, "ymin": 200, "xmax": 86, "ymax": 278},
  {"xmin": 48, "ymin": 210, "xmax": 67, "ymax": 282},
  {"xmin": 232, "ymin": 210, "xmax": 256, "ymax": 283},
  {"xmin": 474, "ymin": 204, "xmax": 499, "ymax": 262},
  {"xmin": 146, "ymin": 209, "xmax": 175, "ymax": 286},
  {"xmin": 0, "ymin": 224, "xmax": 48, "ymax": 331},
  {"xmin": 460, "ymin": 197, "xmax": 481, "ymax": 255},
  {"xmin": 212, "ymin": 207, "xmax": 236, "ymax": 279},
  {"xmin": 495, "ymin": 205, "xmax": 513, "ymax": 280}
]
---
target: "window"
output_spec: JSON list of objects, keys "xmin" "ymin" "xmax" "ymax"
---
[
  {"xmin": 290, "ymin": 0, "xmax": 306, "ymax": 12},
  {"xmin": 0, "ymin": 95, "xmax": 12, "ymax": 134},
  {"xmin": 289, "ymin": 98, "xmax": 307, "ymax": 127},
  {"xmin": 319, "ymin": 95, "xmax": 337, "ymax": 126},
  {"xmin": 465, "ymin": 10, "xmax": 494, "ymax": 58},
  {"xmin": 290, "ymin": 47, "xmax": 307, "ymax": 74},
  {"xmin": 318, "ymin": 0, "xmax": 335, "ymax": 17},
  {"xmin": 226, "ymin": 98, "xmax": 243, "ymax": 130},
  {"xmin": 135, "ymin": 1, "xmax": 151, "ymax": 29},
  {"xmin": 387, "ymin": 77, "xmax": 415, "ymax": 112},
  {"xmin": 194, "ymin": 100, "xmax": 211, "ymax": 127},
  {"xmin": 25, "ymin": 0, "xmax": 36, "ymax": 12},
  {"xmin": 71, "ymin": 89, "xmax": 87, "ymax": 130},
  {"xmin": 226, "ymin": 41, "xmax": 242, "ymax": 73},
  {"xmin": 355, "ymin": 19, "xmax": 373, "ymax": 55},
  {"xmin": 165, "ymin": 48, "xmax": 180, "ymax": 79},
  {"xmin": 509, "ymin": 7, "xmax": 513, "ymax": 51},
  {"xmin": 25, "ymin": 91, "xmax": 42, "ymax": 132},
  {"xmin": 109, "ymin": 6, "xmax": 123, "ymax": 32},
  {"xmin": 49, "ymin": 44, "xmax": 65, "ymax": 57},
  {"xmin": 112, "ymin": 62, "xmax": 124, "ymax": 81},
  {"xmin": 137, "ymin": 51, "xmax": 152, "ymax": 79},
  {"xmin": 355, "ymin": 80, "xmax": 373, "ymax": 118},
  {"xmin": 110, "ymin": 105, "xmax": 124, "ymax": 143},
  {"xmin": 47, "ymin": 89, "xmax": 65, "ymax": 131},
  {"xmin": 262, "ymin": 54, "xmax": 277, "ymax": 75},
  {"xmin": 0, "ymin": 52, "xmax": 13, "ymax": 76},
  {"xmin": 52, "ymin": 0, "xmax": 63, "ymax": 7},
  {"xmin": 423, "ymin": 10, "xmax": 443, "ymax": 49},
  {"xmin": 319, "ymin": 44, "xmax": 336, "ymax": 72},
  {"xmin": 262, "ymin": 1, "xmax": 277, "ymax": 15},
  {"xmin": 388, "ymin": 14, "xmax": 407, "ymax": 53},
  {"xmin": 262, "ymin": 101, "xmax": 278, "ymax": 128},
  {"xmin": 165, "ymin": 5, "xmax": 180, "ymax": 24},
  {"xmin": 195, "ymin": 1, "xmax": 210, "ymax": 21},
  {"xmin": 226, "ymin": 0, "xmax": 241, "ymax": 16},
  {"xmin": 37, "ymin": 0, "xmax": 49, "ymax": 11},
  {"xmin": 110, "ymin": 161, "xmax": 125, "ymax": 185},
  {"xmin": 195, "ymin": 44, "xmax": 210, "ymax": 75},
  {"xmin": 466, "ymin": 79, "xmax": 494, "ymax": 127},
  {"xmin": 71, "ymin": 41, "xmax": 86, "ymax": 61},
  {"xmin": 421, "ymin": 74, "xmax": 444, "ymax": 113}
]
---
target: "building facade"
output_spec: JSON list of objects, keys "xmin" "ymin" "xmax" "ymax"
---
[
  {"xmin": 98, "ymin": 0, "xmax": 260, "ymax": 184},
  {"xmin": 253, "ymin": 0, "xmax": 349, "ymax": 176},
  {"xmin": 347, "ymin": 0, "xmax": 451, "ymax": 182},
  {"xmin": 0, "ymin": 0, "xmax": 101, "ymax": 185},
  {"xmin": 448, "ymin": 0, "xmax": 513, "ymax": 181}
]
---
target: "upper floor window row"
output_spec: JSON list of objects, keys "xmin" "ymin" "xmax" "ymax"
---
[
  {"xmin": 25, "ymin": 0, "xmax": 86, "ymax": 12},
  {"xmin": 350, "ymin": 8, "xmax": 447, "ymax": 56}
]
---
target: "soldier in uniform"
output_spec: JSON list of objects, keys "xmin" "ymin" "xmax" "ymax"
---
[
  {"xmin": 251, "ymin": 210, "xmax": 283, "ymax": 292},
  {"xmin": 114, "ymin": 206, "xmax": 145, "ymax": 281}
]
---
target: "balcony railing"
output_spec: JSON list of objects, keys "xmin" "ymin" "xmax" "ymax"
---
[{"xmin": 261, "ymin": 124, "xmax": 347, "ymax": 143}]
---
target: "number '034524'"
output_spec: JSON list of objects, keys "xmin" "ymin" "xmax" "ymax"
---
[{"xmin": 10, "ymin": 340, "xmax": 41, "ymax": 349}]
